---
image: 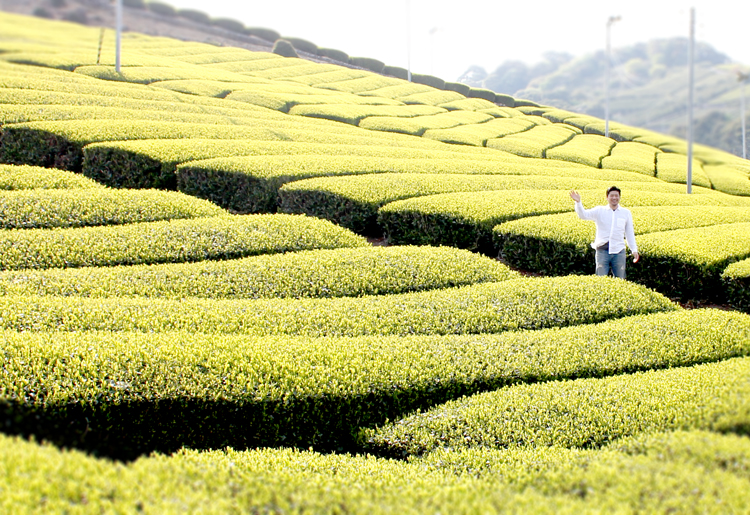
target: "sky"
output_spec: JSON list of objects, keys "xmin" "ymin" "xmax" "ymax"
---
[{"xmin": 167, "ymin": 0, "xmax": 750, "ymax": 82}]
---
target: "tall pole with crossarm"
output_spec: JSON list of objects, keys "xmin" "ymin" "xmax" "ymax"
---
[
  {"xmin": 739, "ymin": 71, "xmax": 749, "ymax": 160},
  {"xmin": 605, "ymin": 15, "xmax": 621, "ymax": 138},
  {"xmin": 115, "ymin": 0, "xmax": 122, "ymax": 72},
  {"xmin": 686, "ymin": 7, "xmax": 695, "ymax": 194}
]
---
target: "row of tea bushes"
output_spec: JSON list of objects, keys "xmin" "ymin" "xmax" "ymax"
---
[
  {"xmin": 361, "ymin": 355, "xmax": 750, "ymax": 458},
  {"xmin": 0, "ymin": 276, "xmax": 677, "ymax": 335},
  {"xmin": 0, "ymin": 163, "xmax": 101, "ymax": 190},
  {"xmin": 8, "ymin": 309, "xmax": 749, "ymax": 456},
  {"xmin": 599, "ymin": 141, "xmax": 659, "ymax": 176},
  {"xmin": 0, "ymin": 214, "xmax": 367, "ymax": 270},
  {"xmin": 485, "ymin": 124, "xmax": 579, "ymax": 158},
  {"xmin": 494, "ymin": 207, "xmax": 750, "ymax": 278},
  {"xmin": 279, "ymin": 174, "xmax": 677, "ymax": 233},
  {"xmin": 80, "ymin": 137, "xmax": 592, "ymax": 191},
  {"xmin": 723, "ymin": 258, "xmax": 750, "ymax": 312},
  {"xmin": 357, "ymin": 110, "xmax": 498, "ymax": 136},
  {"xmin": 0, "ymin": 188, "xmax": 225, "ymax": 229},
  {"xmin": 0, "ymin": 117, "xmax": 387, "ymax": 172},
  {"xmin": 656, "ymin": 152, "xmax": 712, "ymax": 188},
  {"xmin": 416, "ymin": 430, "xmax": 750, "ymax": 486},
  {"xmin": 421, "ymin": 117, "xmax": 539, "ymax": 146},
  {"xmin": 544, "ymin": 133, "xmax": 616, "ymax": 168},
  {"xmin": 7, "ymin": 429, "xmax": 750, "ymax": 513},
  {"xmin": 629, "ymin": 222, "xmax": 750, "ymax": 301},
  {"xmin": 378, "ymin": 188, "xmax": 741, "ymax": 251},
  {"xmin": 0, "ymin": 246, "xmax": 517, "ymax": 299}
]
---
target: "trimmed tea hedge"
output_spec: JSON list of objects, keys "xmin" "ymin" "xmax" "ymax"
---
[
  {"xmin": 378, "ymin": 188, "xmax": 734, "ymax": 251},
  {"xmin": 0, "ymin": 246, "xmax": 517, "ymax": 299},
  {"xmin": 600, "ymin": 141, "xmax": 659, "ymax": 176},
  {"xmin": 486, "ymin": 124, "xmax": 579, "ymax": 158},
  {"xmin": 0, "ymin": 275, "xmax": 677, "ymax": 335},
  {"xmin": 656, "ymin": 152, "xmax": 712, "ymax": 188},
  {"xmin": 422, "ymin": 117, "xmax": 536, "ymax": 147},
  {"xmin": 22, "ymin": 307, "xmax": 750, "ymax": 459},
  {"xmin": 704, "ymin": 165, "xmax": 750, "ymax": 196},
  {"xmin": 0, "ymin": 214, "xmax": 367, "ymax": 270},
  {"xmin": 280, "ymin": 175, "xmax": 679, "ymax": 233},
  {"xmin": 544, "ymin": 134, "xmax": 616, "ymax": 168},
  {"xmin": 0, "ymin": 188, "xmax": 225, "ymax": 229},
  {"xmin": 494, "ymin": 206, "xmax": 750, "ymax": 277},
  {"xmin": 3, "ymin": 430, "xmax": 750, "ymax": 513},
  {"xmin": 361, "ymin": 355, "xmax": 750, "ymax": 458},
  {"xmin": 722, "ymin": 258, "xmax": 750, "ymax": 313},
  {"xmin": 0, "ymin": 163, "xmax": 102, "ymax": 190},
  {"xmin": 629, "ymin": 222, "xmax": 750, "ymax": 301}
]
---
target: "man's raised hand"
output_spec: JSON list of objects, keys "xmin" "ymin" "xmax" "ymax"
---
[{"xmin": 569, "ymin": 190, "xmax": 581, "ymax": 203}]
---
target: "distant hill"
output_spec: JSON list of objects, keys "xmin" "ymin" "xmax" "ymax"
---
[{"xmin": 460, "ymin": 39, "xmax": 750, "ymax": 158}]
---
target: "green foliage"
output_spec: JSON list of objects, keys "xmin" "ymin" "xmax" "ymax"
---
[
  {"xmin": 704, "ymin": 165, "xmax": 750, "ymax": 196},
  {"xmin": 349, "ymin": 57, "xmax": 385, "ymax": 74},
  {"xmin": 494, "ymin": 205, "xmax": 750, "ymax": 279},
  {"xmin": 0, "ymin": 163, "xmax": 101, "ymax": 190},
  {"xmin": 379, "ymin": 188, "xmax": 723, "ymax": 251},
  {"xmin": 467, "ymin": 87, "xmax": 496, "ymax": 102},
  {"xmin": 423, "ymin": 117, "xmax": 535, "ymax": 146},
  {"xmin": 0, "ymin": 214, "xmax": 367, "ymax": 270},
  {"xmin": 0, "ymin": 276, "xmax": 677, "ymax": 335},
  {"xmin": 318, "ymin": 48, "xmax": 349, "ymax": 63},
  {"xmin": 630, "ymin": 222, "xmax": 750, "ymax": 301},
  {"xmin": 244, "ymin": 27, "xmax": 280, "ymax": 42},
  {"xmin": 280, "ymin": 174, "xmax": 671, "ymax": 233},
  {"xmin": 412, "ymin": 73, "xmax": 446, "ymax": 90},
  {"xmin": 545, "ymin": 133, "xmax": 616, "ymax": 168},
  {"xmin": 176, "ymin": 8, "xmax": 210, "ymax": 24},
  {"xmin": 211, "ymin": 18, "xmax": 245, "ymax": 33},
  {"xmin": 284, "ymin": 37, "xmax": 319, "ymax": 55},
  {"xmin": 486, "ymin": 124, "xmax": 578, "ymax": 158},
  {"xmin": 382, "ymin": 65, "xmax": 409, "ymax": 80},
  {"xmin": 443, "ymin": 82, "xmax": 471, "ymax": 96},
  {"xmin": 0, "ymin": 245, "xmax": 517, "ymax": 299},
  {"xmin": 361, "ymin": 355, "xmax": 750, "ymax": 458},
  {"xmin": 0, "ymin": 188, "xmax": 225, "ymax": 229},
  {"xmin": 722, "ymin": 258, "xmax": 750, "ymax": 313},
  {"xmin": 145, "ymin": 1, "xmax": 176, "ymax": 16},
  {"xmin": 600, "ymin": 141, "xmax": 659, "ymax": 176},
  {"xmin": 272, "ymin": 39, "xmax": 298, "ymax": 58},
  {"xmin": 15, "ymin": 308, "xmax": 750, "ymax": 461},
  {"xmin": 656, "ymin": 152, "xmax": 712, "ymax": 188}
]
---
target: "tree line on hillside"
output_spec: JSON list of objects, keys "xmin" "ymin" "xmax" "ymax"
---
[{"xmin": 460, "ymin": 38, "xmax": 750, "ymax": 159}]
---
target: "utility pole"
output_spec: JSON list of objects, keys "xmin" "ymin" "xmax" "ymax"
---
[
  {"xmin": 406, "ymin": 0, "xmax": 412, "ymax": 82},
  {"xmin": 739, "ymin": 71, "xmax": 749, "ymax": 160},
  {"xmin": 605, "ymin": 15, "xmax": 621, "ymax": 138},
  {"xmin": 115, "ymin": 0, "xmax": 122, "ymax": 72},
  {"xmin": 686, "ymin": 7, "xmax": 695, "ymax": 194}
]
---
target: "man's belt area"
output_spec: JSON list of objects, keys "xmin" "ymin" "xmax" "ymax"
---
[{"xmin": 596, "ymin": 242, "xmax": 609, "ymax": 251}]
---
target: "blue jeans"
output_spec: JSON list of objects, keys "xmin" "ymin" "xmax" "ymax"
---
[{"xmin": 595, "ymin": 249, "xmax": 626, "ymax": 279}]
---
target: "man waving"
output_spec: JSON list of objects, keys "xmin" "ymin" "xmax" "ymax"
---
[{"xmin": 569, "ymin": 186, "xmax": 639, "ymax": 279}]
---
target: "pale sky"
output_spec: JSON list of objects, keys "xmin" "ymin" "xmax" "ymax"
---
[{"xmin": 167, "ymin": 1, "xmax": 749, "ymax": 82}]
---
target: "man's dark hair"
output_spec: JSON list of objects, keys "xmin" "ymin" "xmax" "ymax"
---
[{"xmin": 607, "ymin": 186, "xmax": 621, "ymax": 196}]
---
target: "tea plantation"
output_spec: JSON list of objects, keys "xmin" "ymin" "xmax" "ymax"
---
[{"xmin": 1, "ymin": 11, "xmax": 749, "ymax": 513}]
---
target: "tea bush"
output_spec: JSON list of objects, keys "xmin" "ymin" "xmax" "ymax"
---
[
  {"xmin": 0, "ymin": 214, "xmax": 367, "ymax": 270},
  {"xmin": 0, "ymin": 188, "xmax": 225, "ymax": 229},
  {"xmin": 0, "ymin": 246, "xmax": 517, "ymax": 299},
  {"xmin": 362, "ymin": 356, "xmax": 750, "ymax": 457},
  {"xmin": 0, "ymin": 276, "xmax": 677, "ymax": 335}
]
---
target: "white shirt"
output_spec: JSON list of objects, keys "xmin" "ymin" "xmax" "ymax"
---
[{"xmin": 574, "ymin": 201, "xmax": 638, "ymax": 255}]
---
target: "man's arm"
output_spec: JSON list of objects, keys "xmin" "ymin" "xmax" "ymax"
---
[{"xmin": 570, "ymin": 190, "xmax": 595, "ymax": 220}]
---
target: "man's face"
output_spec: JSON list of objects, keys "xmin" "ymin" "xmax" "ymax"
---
[{"xmin": 607, "ymin": 190, "xmax": 620, "ymax": 209}]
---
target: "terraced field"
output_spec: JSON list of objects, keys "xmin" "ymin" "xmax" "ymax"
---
[{"xmin": 1, "ymin": 11, "xmax": 750, "ymax": 513}]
